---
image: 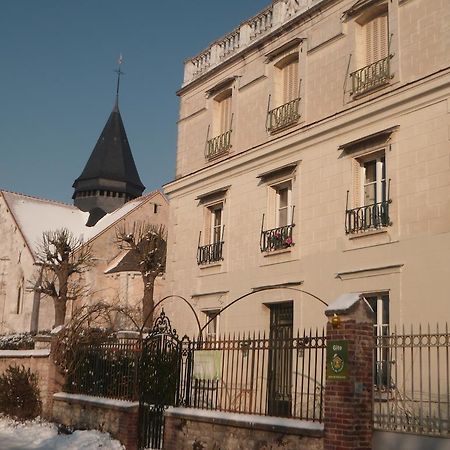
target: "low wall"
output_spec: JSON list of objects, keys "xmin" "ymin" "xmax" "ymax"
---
[
  {"xmin": 163, "ymin": 407, "xmax": 324, "ymax": 450},
  {"xmin": 0, "ymin": 349, "xmax": 62, "ymax": 417},
  {"xmin": 52, "ymin": 392, "xmax": 139, "ymax": 450},
  {"xmin": 374, "ymin": 431, "xmax": 450, "ymax": 450}
]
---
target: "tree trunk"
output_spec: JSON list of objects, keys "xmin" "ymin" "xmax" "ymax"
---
[
  {"xmin": 142, "ymin": 275, "xmax": 156, "ymax": 329},
  {"xmin": 53, "ymin": 298, "xmax": 67, "ymax": 328}
]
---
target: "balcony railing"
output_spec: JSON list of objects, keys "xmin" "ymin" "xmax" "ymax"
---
[
  {"xmin": 197, "ymin": 241, "xmax": 224, "ymax": 265},
  {"xmin": 350, "ymin": 55, "xmax": 392, "ymax": 96},
  {"xmin": 345, "ymin": 200, "xmax": 391, "ymax": 234},
  {"xmin": 260, "ymin": 224, "xmax": 295, "ymax": 252},
  {"xmin": 267, "ymin": 98, "xmax": 300, "ymax": 132},
  {"xmin": 206, "ymin": 130, "xmax": 232, "ymax": 160}
]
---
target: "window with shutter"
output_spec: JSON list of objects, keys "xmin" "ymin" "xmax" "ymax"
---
[
  {"xmin": 282, "ymin": 59, "xmax": 299, "ymax": 104},
  {"xmin": 365, "ymin": 13, "xmax": 388, "ymax": 66},
  {"xmin": 206, "ymin": 89, "xmax": 233, "ymax": 160},
  {"xmin": 350, "ymin": 4, "xmax": 391, "ymax": 96},
  {"xmin": 268, "ymin": 54, "xmax": 301, "ymax": 132},
  {"xmin": 219, "ymin": 94, "xmax": 232, "ymax": 134},
  {"xmin": 346, "ymin": 151, "xmax": 390, "ymax": 233}
]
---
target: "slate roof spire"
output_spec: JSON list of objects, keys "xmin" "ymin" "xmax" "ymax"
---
[{"xmin": 72, "ymin": 57, "xmax": 145, "ymax": 225}]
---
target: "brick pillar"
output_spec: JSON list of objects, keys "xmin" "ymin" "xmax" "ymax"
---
[
  {"xmin": 117, "ymin": 407, "xmax": 139, "ymax": 450},
  {"xmin": 324, "ymin": 293, "xmax": 374, "ymax": 450}
]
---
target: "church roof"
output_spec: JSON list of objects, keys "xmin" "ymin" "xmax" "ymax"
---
[
  {"xmin": 72, "ymin": 103, "xmax": 145, "ymax": 195},
  {"xmin": 0, "ymin": 190, "xmax": 158, "ymax": 261}
]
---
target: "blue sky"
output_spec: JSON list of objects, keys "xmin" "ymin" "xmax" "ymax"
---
[{"xmin": 0, "ymin": 1, "xmax": 269, "ymax": 203}]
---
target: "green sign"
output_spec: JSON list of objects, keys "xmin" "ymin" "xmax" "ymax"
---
[{"xmin": 326, "ymin": 340, "xmax": 348, "ymax": 380}]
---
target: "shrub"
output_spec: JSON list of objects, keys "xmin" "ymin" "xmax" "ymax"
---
[{"xmin": 0, "ymin": 365, "xmax": 42, "ymax": 420}]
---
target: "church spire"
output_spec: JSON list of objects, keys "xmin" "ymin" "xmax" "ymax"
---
[{"xmin": 72, "ymin": 58, "xmax": 145, "ymax": 226}]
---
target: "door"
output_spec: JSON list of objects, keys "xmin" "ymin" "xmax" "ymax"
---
[{"xmin": 267, "ymin": 302, "xmax": 293, "ymax": 417}]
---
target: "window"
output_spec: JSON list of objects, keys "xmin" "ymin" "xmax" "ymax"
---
[
  {"xmin": 365, "ymin": 293, "xmax": 390, "ymax": 386},
  {"xmin": 362, "ymin": 154, "xmax": 386, "ymax": 206},
  {"xmin": 210, "ymin": 204, "xmax": 223, "ymax": 244},
  {"xmin": 268, "ymin": 54, "xmax": 301, "ymax": 132},
  {"xmin": 346, "ymin": 151, "xmax": 390, "ymax": 233},
  {"xmin": 261, "ymin": 179, "xmax": 295, "ymax": 252},
  {"xmin": 351, "ymin": 4, "xmax": 391, "ymax": 96},
  {"xmin": 197, "ymin": 202, "xmax": 225, "ymax": 265},
  {"xmin": 16, "ymin": 286, "xmax": 22, "ymax": 314},
  {"xmin": 15, "ymin": 278, "xmax": 24, "ymax": 314},
  {"xmin": 206, "ymin": 89, "xmax": 233, "ymax": 160},
  {"xmin": 204, "ymin": 309, "xmax": 220, "ymax": 341}
]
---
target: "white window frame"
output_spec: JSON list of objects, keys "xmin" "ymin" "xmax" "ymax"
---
[
  {"xmin": 360, "ymin": 152, "xmax": 386, "ymax": 207},
  {"xmin": 271, "ymin": 179, "xmax": 293, "ymax": 229},
  {"xmin": 365, "ymin": 292, "xmax": 390, "ymax": 385},
  {"xmin": 207, "ymin": 202, "xmax": 224, "ymax": 245},
  {"xmin": 203, "ymin": 309, "xmax": 220, "ymax": 341}
]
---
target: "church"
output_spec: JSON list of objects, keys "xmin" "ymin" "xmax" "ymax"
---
[{"xmin": 0, "ymin": 72, "xmax": 168, "ymax": 333}]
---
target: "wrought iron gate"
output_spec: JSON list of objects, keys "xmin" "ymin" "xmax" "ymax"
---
[{"xmin": 138, "ymin": 311, "xmax": 191, "ymax": 449}]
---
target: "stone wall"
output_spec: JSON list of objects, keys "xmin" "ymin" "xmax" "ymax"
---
[
  {"xmin": 52, "ymin": 393, "xmax": 139, "ymax": 450},
  {"xmin": 163, "ymin": 408, "xmax": 324, "ymax": 450},
  {"xmin": 0, "ymin": 349, "xmax": 63, "ymax": 417}
]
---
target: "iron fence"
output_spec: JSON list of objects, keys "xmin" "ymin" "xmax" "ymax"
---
[
  {"xmin": 374, "ymin": 324, "xmax": 450, "ymax": 436},
  {"xmin": 267, "ymin": 98, "xmax": 300, "ymax": 132},
  {"xmin": 66, "ymin": 340, "xmax": 140, "ymax": 401},
  {"xmin": 205, "ymin": 130, "xmax": 232, "ymax": 160},
  {"xmin": 260, "ymin": 224, "xmax": 295, "ymax": 252},
  {"xmin": 188, "ymin": 329, "xmax": 326, "ymax": 421},
  {"xmin": 197, "ymin": 241, "xmax": 224, "ymax": 265},
  {"xmin": 345, "ymin": 200, "xmax": 390, "ymax": 234},
  {"xmin": 350, "ymin": 55, "xmax": 391, "ymax": 96}
]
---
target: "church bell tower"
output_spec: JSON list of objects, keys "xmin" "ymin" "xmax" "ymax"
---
[{"xmin": 72, "ymin": 59, "xmax": 145, "ymax": 226}]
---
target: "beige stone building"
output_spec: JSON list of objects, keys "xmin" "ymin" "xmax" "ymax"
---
[
  {"xmin": 163, "ymin": 0, "xmax": 450, "ymax": 339},
  {"xmin": 0, "ymin": 190, "xmax": 168, "ymax": 333}
]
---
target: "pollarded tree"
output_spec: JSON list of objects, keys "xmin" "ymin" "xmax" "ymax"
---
[
  {"xmin": 115, "ymin": 222, "xmax": 167, "ymax": 328},
  {"xmin": 32, "ymin": 228, "xmax": 93, "ymax": 328}
]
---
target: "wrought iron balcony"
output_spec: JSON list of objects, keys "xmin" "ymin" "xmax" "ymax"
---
[
  {"xmin": 345, "ymin": 200, "xmax": 391, "ymax": 234},
  {"xmin": 350, "ymin": 55, "xmax": 392, "ymax": 96},
  {"xmin": 260, "ymin": 224, "xmax": 295, "ymax": 252},
  {"xmin": 267, "ymin": 98, "xmax": 300, "ymax": 132},
  {"xmin": 205, "ymin": 130, "xmax": 232, "ymax": 160},
  {"xmin": 197, "ymin": 241, "xmax": 224, "ymax": 265}
]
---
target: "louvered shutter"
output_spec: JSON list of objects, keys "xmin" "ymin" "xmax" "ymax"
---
[
  {"xmin": 220, "ymin": 95, "xmax": 232, "ymax": 134},
  {"xmin": 352, "ymin": 158, "xmax": 362, "ymax": 208},
  {"xmin": 283, "ymin": 59, "xmax": 299, "ymax": 103},
  {"xmin": 366, "ymin": 13, "xmax": 388, "ymax": 65}
]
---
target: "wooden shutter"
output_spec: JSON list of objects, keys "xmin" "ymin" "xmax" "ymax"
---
[
  {"xmin": 283, "ymin": 59, "xmax": 299, "ymax": 103},
  {"xmin": 352, "ymin": 158, "xmax": 362, "ymax": 208},
  {"xmin": 220, "ymin": 94, "xmax": 232, "ymax": 134},
  {"xmin": 365, "ymin": 13, "xmax": 388, "ymax": 65}
]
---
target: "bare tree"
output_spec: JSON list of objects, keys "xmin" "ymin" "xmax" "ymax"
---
[
  {"xmin": 115, "ymin": 222, "xmax": 167, "ymax": 328},
  {"xmin": 32, "ymin": 228, "xmax": 93, "ymax": 328}
]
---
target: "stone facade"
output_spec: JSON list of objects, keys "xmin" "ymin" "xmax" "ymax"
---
[
  {"xmin": 0, "ymin": 190, "xmax": 168, "ymax": 333},
  {"xmin": 52, "ymin": 393, "xmax": 139, "ymax": 450},
  {"xmin": 78, "ymin": 191, "xmax": 169, "ymax": 326},
  {"xmin": 163, "ymin": 408, "xmax": 324, "ymax": 450},
  {"xmin": 163, "ymin": 0, "xmax": 450, "ymax": 338}
]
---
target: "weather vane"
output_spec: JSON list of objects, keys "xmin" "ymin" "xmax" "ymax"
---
[{"xmin": 115, "ymin": 54, "xmax": 124, "ymax": 98}]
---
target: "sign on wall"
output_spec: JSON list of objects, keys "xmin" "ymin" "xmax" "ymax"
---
[{"xmin": 326, "ymin": 340, "xmax": 349, "ymax": 380}]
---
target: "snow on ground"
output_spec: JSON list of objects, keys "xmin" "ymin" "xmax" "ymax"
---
[{"xmin": 0, "ymin": 416, "xmax": 124, "ymax": 450}]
